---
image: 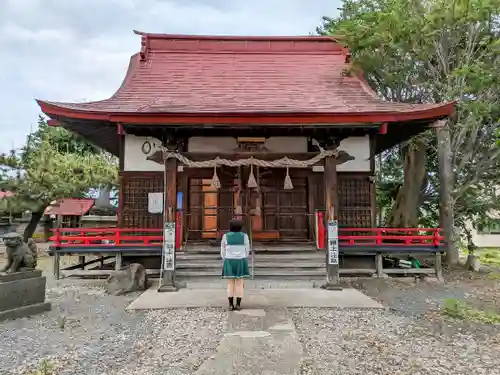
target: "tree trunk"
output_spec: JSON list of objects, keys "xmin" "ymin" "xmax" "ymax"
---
[
  {"xmin": 388, "ymin": 139, "xmax": 428, "ymax": 227},
  {"xmin": 436, "ymin": 122, "xmax": 458, "ymax": 265},
  {"xmin": 23, "ymin": 211, "xmax": 44, "ymax": 242}
]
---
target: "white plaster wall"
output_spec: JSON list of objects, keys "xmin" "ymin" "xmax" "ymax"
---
[
  {"xmin": 468, "ymin": 223, "xmax": 500, "ymax": 248},
  {"xmin": 187, "ymin": 136, "xmax": 308, "ymax": 153},
  {"xmin": 123, "ymin": 134, "xmax": 163, "ymax": 172},
  {"xmin": 337, "ymin": 136, "xmax": 371, "ymax": 172},
  {"xmin": 124, "ymin": 134, "xmax": 371, "ymax": 172}
]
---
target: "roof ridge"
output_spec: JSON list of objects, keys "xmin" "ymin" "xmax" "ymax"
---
[{"xmin": 133, "ymin": 30, "xmax": 343, "ymax": 42}]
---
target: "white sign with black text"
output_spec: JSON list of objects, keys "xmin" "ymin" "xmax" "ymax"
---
[
  {"xmin": 327, "ymin": 220, "xmax": 339, "ymax": 265},
  {"xmin": 162, "ymin": 222, "xmax": 176, "ymax": 271},
  {"xmin": 148, "ymin": 192, "xmax": 163, "ymax": 214}
]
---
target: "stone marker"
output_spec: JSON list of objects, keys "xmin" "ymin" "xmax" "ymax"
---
[
  {"xmin": 0, "ymin": 270, "xmax": 51, "ymax": 321},
  {"xmin": 0, "ymin": 233, "xmax": 51, "ymax": 321},
  {"xmin": 106, "ymin": 263, "xmax": 148, "ymax": 296}
]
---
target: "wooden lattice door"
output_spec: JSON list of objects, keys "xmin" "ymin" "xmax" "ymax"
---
[
  {"xmin": 187, "ymin": 170, "xmax": 236, "ymax": 240},
  {"xmin": 245, "ymin": 168, "xmax": 308, "ymax": 240}
]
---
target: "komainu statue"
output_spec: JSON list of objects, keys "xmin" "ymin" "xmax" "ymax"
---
[{"xmin": 1, "ymin": 232, "xmax": 37, "ymax": 273}]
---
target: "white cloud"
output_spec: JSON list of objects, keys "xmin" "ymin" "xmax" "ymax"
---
[{"xmin": 0, "ymin": 0, "xmax": 339, "ymax": 152}]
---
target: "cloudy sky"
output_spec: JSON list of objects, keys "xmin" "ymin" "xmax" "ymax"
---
[{"xmin": 0, "ymin": 0, "xmax": 340, "ymax": 152}]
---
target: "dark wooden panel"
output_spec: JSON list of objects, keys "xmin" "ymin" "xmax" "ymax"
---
[
  {"xmin": 312, "ymin": 172, "xmax": 372, "ymax": 228},
  {"xmin": 338, "ymin": 173, "xmax": 372, "ymax": 228},
  {"xmin": 121, "ymin": 172, "xmax": 163, "ymax": 229}
]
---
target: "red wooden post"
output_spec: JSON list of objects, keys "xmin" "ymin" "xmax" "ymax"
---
[
  {"xmin": 432, "ymin": 229, "xmax": 440, "ymax": 246},
  {"xmin": 115, "ymin": 229, "xmax": 120, "ymax": 246},
  {"xmin": 317, "ymin": 211, "xmax": 325, "ymax": 249},
  {"xmin": 175, "ymin": 211, "xmax": 182, "ymax": 250},
  {"xmin": 375, "ymin": 228, "xmax": 382, "ymax": 245},
  {"xmin": 55, "ymin": 227, "xmax": 61, "ymax": 247}
]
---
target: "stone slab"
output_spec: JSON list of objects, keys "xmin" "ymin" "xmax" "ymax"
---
[
  {"xmin": 127, "ymin": 287, "xmax": 384, "ymax": 310},
  {"xmin": 195, "ymin": 307, "xmax": 302, "ymax": 375},
  {"xmin": 0, "ymin": 302, "xmax": 51, "ymax": 322},
  {"xmin": 0, "ymin": 270, "xmax": 42, "ymax": 282},
  {"xmin": 0, "ymin": 276, "xmax": 47, "ymax": 311},
  {"xmin": 182, "ymin": 280, "xmax": 318, "ymax": 290}
]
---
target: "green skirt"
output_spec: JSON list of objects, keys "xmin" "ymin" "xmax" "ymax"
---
[{"xmin": 222, "ymin": 258, "xmax": 250, "ymax": 279}]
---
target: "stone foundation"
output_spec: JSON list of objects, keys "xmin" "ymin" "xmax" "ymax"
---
[{"xmin": 0, "ymin": 270, "xmax": 51, "ymax": 322}]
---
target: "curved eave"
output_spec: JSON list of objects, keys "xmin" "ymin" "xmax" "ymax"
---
[{"xmin": 36, "ymin": 100, "xmax": 455, "ymax": 125}]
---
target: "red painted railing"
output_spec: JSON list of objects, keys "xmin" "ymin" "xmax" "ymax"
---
[
  {"xmin": 49, "ymin": 228, "xmax": 164, "ymax": 247},
  {"xmin": 315, "ymin": 211, "xmax": 443, "ymax": 247},
  {"xmin": 49, "ymin": 226, "xmax": 443, "ymax": 248},
  {"xmin": 337, "ymin": 228, "xmax": 443, "ymax": 246}
]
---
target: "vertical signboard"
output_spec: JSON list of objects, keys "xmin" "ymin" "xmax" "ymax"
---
[
  {"xmin": 327, "ymin": 220, "xmax": 339, "ymax": 265},
  {"xmin": 148, "ymin": 192, "xmax": 164, "ymax": 214},
  {"xmin": 162, "ymin": 222, "xmax": 176, "ymax": 270}
]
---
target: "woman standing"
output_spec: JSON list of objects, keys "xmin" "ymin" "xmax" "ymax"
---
[{"xmin": 221, "ymin": 219, "xmax": 251, "ymax": 310}]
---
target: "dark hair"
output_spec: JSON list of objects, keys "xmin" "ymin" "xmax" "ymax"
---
[{"xmin": 229, "ymin": 219, "xmax": 243, "ymax": 232}]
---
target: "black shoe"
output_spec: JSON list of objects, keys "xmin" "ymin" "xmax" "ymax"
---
[
  {"xmin": 235, "ymin": 297, "xmax": 242, "ymax": 310},
  {"xmin": 228, "ymin": 297, "xmax": 234, "ymax": 311}
]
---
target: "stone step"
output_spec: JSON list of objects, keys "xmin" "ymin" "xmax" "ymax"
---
[
  {"xmin": 177, "ymin": 253, "xmax": 325, "ymax": 261},
  {"xmin": 176, "ymin": 262, "xmax": 325, "ymax": 269},
  {"xmin": 176, "ymin": 269, "xmax": 325, "ymax": 279},
  {"xmin": 183, "ymin": 280, "xmax": 319, "ymax": 289}
]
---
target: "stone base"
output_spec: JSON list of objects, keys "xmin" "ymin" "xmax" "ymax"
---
[
  {"xmin": 0, "ymin": 302, "xmax": 51, "ymax": 322},
  {"xmin": 0, "ymin": 270, "xmax": 51, "ymax": 321},
  {"xmin": 157, "ymin": 283, "xmax": 178, "ymax": 293},
  {"xmin": 0, "ymin": 270, "xmax": 42, "ymax": 282},
  {"xmin": 320, "ymin": 283, "xmax": 343, "ymax": 291}
]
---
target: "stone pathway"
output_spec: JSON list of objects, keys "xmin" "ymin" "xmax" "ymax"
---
[
  {"xmin": 127, "ymin": 287, "xmax": 383, "ymax": 309},
  {"xmin": 195, "ymin": 307, "xmax": 303, "ymax": 375}
]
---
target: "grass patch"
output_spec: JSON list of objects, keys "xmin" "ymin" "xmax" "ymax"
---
[
  {"xmin": 460, "ymin": 248, "xmax": 500, "ymax": 267},
  {"xmin": 442, "ymin": 298, "xmax": 500, "ymax": 324},
  {"xmin": 30, "ymin": 360, "xmax": 54, "ymax": 375},
  {"xmin": 488, "ymin": 272, "xmax": 500, "ymax": 280}
]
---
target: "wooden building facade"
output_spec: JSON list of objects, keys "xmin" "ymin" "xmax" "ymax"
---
[{"xmin": 38, "ymin": 32, "xmax": 454, "ymax": 250}]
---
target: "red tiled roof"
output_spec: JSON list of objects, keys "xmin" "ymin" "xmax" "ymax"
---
[
  {"xmin": 37, "ymin": 32, "xmax": 454, "ymax": 123},
  {"xmin": 44, "ymin": 198, "xmax": 95, "ymax": 216},
  {"xmin": 0, "ymin": 191, "xmax": 14, "ymax": 199}
]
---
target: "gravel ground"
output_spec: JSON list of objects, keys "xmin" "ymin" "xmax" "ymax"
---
[
  {"xmin": 3, "ymin": 253, "xmax": 500, "ymax": 375},
  {"xmin": 293, "ymin": 272, "xmax": 500, "ymax": 375},
  {"xmin": 0, "ymin": 282, "xmax": 225, "ymax": 375},
  {"xmin": 293, "ymin": 308, "xmax": 500, "ymax": 375}
]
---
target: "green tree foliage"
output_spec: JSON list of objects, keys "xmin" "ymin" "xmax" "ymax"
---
[
  {"xmin": 319, "ymin": 0, "xmax": 500, "ymax": 263},
  {"xmin": 0, "ymin": 116, "xmax": 118, "ymax": 240}
]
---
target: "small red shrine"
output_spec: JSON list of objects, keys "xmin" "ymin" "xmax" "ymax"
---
[{"xmin": 38, "ymin": 31, "xmax": 454, "ymax": 284}]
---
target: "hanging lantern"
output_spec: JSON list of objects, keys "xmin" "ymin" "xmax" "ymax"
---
[
  {"xmin": 247, "ymin": 162, "xmax": 258, "ymax": 189},
  {"xmin": 210, "ymin": 166, "xmax": 221, "ymax": 190},
  {"xmin": 284, "ymin": 167, "xmax": 294, "ymax": 190}
]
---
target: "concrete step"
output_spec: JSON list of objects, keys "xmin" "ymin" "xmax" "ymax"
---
[
  {"xmin": 182, "ymin": 280, "xmax": 319, "ymax": 289},
  {"xmin": 176, "ymin": 269, "xmax": 325, "ymax": 279},
  {"xmin": 176, "ymin": 262, "xmax": 325, "ymax": 269},
  {"xmin": 177, "ymin": 253, "xmax": 325, "ymax": 261}
]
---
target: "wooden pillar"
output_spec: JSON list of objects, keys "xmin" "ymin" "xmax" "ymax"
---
[
  {"xmin": 435, "ymin": 120, "xmax": 456, "ymax": 265},
  {"xmin": 322, "ymin": 139, "xmax": 342, "ymax": 290},
  {"xmin": 159, "ymin": 142, "xmax": 179, "ymax": 292}
]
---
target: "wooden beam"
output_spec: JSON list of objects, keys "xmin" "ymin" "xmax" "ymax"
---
[
  {"xmin": 322, "ymin": 141, "xmax": 342, "ymax": 290},
  {"xmin": 159, "ymin": 148, "xmax": 178, "ymax": 292}
]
